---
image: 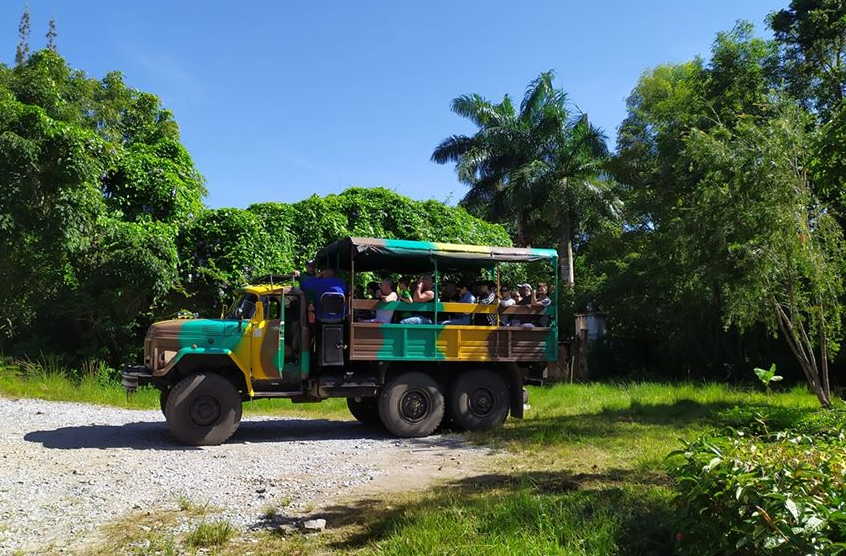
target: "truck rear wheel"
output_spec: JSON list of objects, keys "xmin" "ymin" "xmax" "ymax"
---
[
  {"xmin": 165, "ymin": 373, "xmax": 242, "ymax": 446},
  {"xmin": 378, "ymin": 372, "xmax": 444, "ymax": 437},
  {"xmin": 347, "ymin": 397, "xmax": 381, "ymax": 426},
  {"xmin": 449, "ymin": 369, "xmax": 509, "ymax": 431}
]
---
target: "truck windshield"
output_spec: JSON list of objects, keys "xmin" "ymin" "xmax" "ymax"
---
[{"xmin": 224, "ymin": 293, "xmax": 257, "ymax": 320}]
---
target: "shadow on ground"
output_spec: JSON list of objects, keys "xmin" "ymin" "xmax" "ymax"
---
[
  {"xmin": 255, "ymin": 469, "xmax": 677, "ymax": 556},
  {"xmin": 23, "ymin": 417, "xmax": 395, "ymax": 450},
  {"xmin": 468, "ymin": 398, "xmax": 820, "ymax": 447}
]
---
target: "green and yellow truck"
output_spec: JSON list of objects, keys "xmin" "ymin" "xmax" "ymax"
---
[{"xmin": 122, "ymin": 237, "xmax": 558, "ymax": 445}]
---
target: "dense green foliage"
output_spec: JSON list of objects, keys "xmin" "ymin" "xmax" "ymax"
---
[
  {"xmin": 670, "ymin": 408, "xmax": 846, "ymax": 554},
  {"xmin": 568, "ymin": 16, "xmax": 846, "ymax": 388},
  {"xmin": 0, "ymin": 50, "xmax": 205, "ymax": 361}
]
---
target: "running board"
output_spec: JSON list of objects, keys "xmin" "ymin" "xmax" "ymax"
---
[{"xmin": 250, "ymin": 391, "xmax": 302, "ymax": 398}]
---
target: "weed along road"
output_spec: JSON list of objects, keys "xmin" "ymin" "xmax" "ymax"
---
[{"xmin": 0, "ymin": 397, "xmax": 491, "ymax": 553}]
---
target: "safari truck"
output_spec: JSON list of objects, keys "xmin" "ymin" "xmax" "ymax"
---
[{"xmin": 122, "ymin": 237, "xmax": 558, "ymax": 445}]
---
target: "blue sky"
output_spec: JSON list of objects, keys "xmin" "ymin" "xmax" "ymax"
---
[{"xmin": 3, "ymin": 1, "xmax": 784, "ymax": 208}]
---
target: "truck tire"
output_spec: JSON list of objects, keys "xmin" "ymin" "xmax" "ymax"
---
[
  {"xmin": 159, "ymin": 388, "xmax": 169, "ymax": 418},
  {"xmin": 347, "ymin": 397, "xmax": 381, "ymax": 426},
  {"xmin": 165, "ymin": 373, "xmax": 242, "ymax": 446},
  {"xmin": 378, "ymin": 372, "xmax": 444, "ymax": 437},
  {"xmin": 449, "ymin": 369, "xmax": 509, "ymax": 431}
]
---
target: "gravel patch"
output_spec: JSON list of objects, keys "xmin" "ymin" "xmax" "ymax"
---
[{"xmin": 0, "ymin": 397, "xmax": 489, "ymax": 553}]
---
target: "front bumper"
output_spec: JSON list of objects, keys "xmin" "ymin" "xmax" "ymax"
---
[{"xmin": 122, "ymin": 365, "xmax": 154, "ymax": 392}]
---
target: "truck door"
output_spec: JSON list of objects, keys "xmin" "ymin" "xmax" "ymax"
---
[
  {"xmin": 253, "ymin": 296, "xmax": 284, "ymax": 380},
  {"xmin": 280, "ymin": 293, "xmax": 305, "ymax": 384}
]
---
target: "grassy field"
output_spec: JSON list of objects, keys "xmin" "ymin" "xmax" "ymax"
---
[
  {"xmin": 0, "ymin": 360, "xmax": 826, "ymax": 554},
  {"xmin": 310, "ymin": 382, "xmax": 822, "ymax": 555}
]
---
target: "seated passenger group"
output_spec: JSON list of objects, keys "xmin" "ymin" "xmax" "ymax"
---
[{"xmin": 357, "ymin": 275, "xmax": 552, "ymax": 327}]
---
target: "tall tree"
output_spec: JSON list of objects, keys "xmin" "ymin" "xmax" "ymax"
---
[
  {"xmin": 45, "ymin": 17, "xmax": 57, "ymax": 52},
  {"xmin": 770, "ymin": 0, "xmax": 846, "ymax": 116},
  {"xmin": 0, "ymin": 50, "xmax": 205, "ymax": 362},
  {"xmin": 15, "ymin": 6, "xmax": 30, "ymax": 65},
  {"xmin": 431, "ymin": 71, "xmax": 613, "ymax": 287},
  {"xmin": 682, "ymin": 105, "xmax": 844, "ymax": 407}
]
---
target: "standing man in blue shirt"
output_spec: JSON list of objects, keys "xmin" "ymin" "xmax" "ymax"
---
[{"xmin": 293, "ymin": 265, "xmax": 347, "ymax": 321}]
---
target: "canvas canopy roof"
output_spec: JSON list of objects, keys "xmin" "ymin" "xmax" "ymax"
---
[{"xmin": 316, "ymin": 237, "xmax": 558, "ymax": 272}]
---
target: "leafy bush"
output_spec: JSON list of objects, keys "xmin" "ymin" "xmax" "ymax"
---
[{"xmin": 669, "ymin": 430, "xmax": 846, "ymax": 554}]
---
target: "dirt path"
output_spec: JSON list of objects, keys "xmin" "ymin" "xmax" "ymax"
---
[{"xmin": 0, "ymin": 398, "xmax": 493, "ymax": 553}]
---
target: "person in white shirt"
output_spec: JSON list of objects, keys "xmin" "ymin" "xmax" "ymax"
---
[
  {"xmin": 365, "ymin": 278, "xmax": 398, "ymax": 323},
  {"xmin": 499, "ymin": 286, "xmax": 516, "ymax": 326}
]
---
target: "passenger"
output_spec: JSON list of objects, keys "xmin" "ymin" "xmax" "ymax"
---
[
  {"xmin": 511, "ymin": 287, "xmax": 523, "ymax": 304},
  {"xmin": 458, "ymin": 282, "xmax": 476, "ymax": 304},
  {"xmin": 476, "ymin": 280, "xmax": 497, "ymax": 325},
  {"xmin": 362, "ymin": 278, "xmax": 398, "ymax": 323},
  {"xmin": 499, "ymin": 286, "xmax": 515, "ymax": 307},
  {"xmin": 441, "ymin": 280, "xmax": 458, "ymax": 302},
  {"xmin": 510, "ymin": 283, "xmax": 532, "ymax": 327},
  {"xmin": 396, "ymin": 276, "xmax": 414, "ymax": 322},
  {"xmin": 517, "ymin": 284, "xmax": 532, "ymax": 305},
  {"xmin": 440, "ymin": 282, "xmax": 476, "ymax": 325},
  {"xmin": 397, "ymin": 277, "xmax": 413, "ymax": 304},
  {"xmin": 399, "ymin": 274, "xmax": 435, "ymax": 324},
  {"xmin": 294, "ymin": 267, "xmax": 347, "ymax": 321},
  {"xmin": 532, "ymin": 282, "xmax": 552, "ymax": 327}
]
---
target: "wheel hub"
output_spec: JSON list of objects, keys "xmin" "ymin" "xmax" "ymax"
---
[
  {"xmin": 190, "ymin": 394, "xmax": 221, "ymax": 426},
  {"xmin": 400, "ymin": 390, "xmax": 429, "ymax": 423},
  {"xmin": 468, "ymin": 388, "xmax": 494, "ymax": 417}
]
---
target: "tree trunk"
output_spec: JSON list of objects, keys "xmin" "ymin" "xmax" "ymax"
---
[
  {"xmin": 775, "ymin": 301, "xmax": 831, "ymax": 408},
  {"xmin": 559, "ymin": 215, "xmax": 574, "ymax": 288},
  {"xmin": 515, "ymin": 215, "xmax": 528, "ymax": 247}
]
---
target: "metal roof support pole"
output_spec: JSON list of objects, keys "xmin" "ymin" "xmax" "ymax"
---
[
  {"xmin": 349, "ymin": 244, "xmax": 355, "ymax": 356},
  {"xmin": 552, "ymin": 256, "xmax": 559, "ymax": 348},
  {"xmin": 433, "ymin": 258, "xmax": 439, "ymax": 325},
  {"xmin": 495, "ymin": 263, "xmax": 501, "ymax": 327}
]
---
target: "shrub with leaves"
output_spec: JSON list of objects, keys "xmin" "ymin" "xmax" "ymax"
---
[{"xmin": 669, "ymin": 431, "xmax": 846, "ymax": 554}]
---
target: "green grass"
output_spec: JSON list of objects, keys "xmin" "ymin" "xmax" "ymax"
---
[
  {"xmin": 314, "ymin": 382, "xmax": 824, "ymax": 555},
  {"xmin": 185, "ymin": 520, "xmax": 236, "ymax": 548}
]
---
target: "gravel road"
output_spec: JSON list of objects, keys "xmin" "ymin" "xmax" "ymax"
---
[{"xmin": 0, "ymin": 397, "xmax": 490, "ymax": 553}]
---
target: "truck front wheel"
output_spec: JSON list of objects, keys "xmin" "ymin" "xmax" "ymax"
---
[
  {"xmin": 165, "ymin": 373, "xmax": 242, "ymax": 446},
  {"xmin": 449, "ymin": 370, "xmax": 509, "ymax": 431},
  {"xmin": 378, "ymin": 372, "xmax": 444, "ymax": 437},
  {"xmin": 347, "ymin": 397, "xmax": 380, "ymax": 426}
]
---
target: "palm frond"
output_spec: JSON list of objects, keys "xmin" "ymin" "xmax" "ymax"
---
[
  {"xmin": 520, "ymin": 70, "xmax": 557, "ymax": 119},
  {"xmin": 431, "ymin": 135, "xmax": 474, "ymax": 164},
  {"xmin": 451, "ymin": 94, "xmax": 506, "ymax": 127}
]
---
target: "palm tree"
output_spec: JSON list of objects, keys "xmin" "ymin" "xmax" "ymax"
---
[{"xmin": 432, "ymin": 71, "xmax": 617, "ymax": 287}]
